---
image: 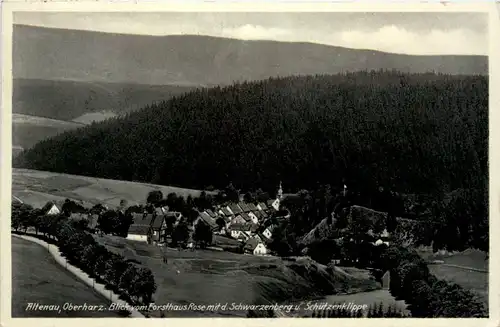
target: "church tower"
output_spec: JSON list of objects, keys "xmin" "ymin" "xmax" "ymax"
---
[{"xmin": 277, "ymin": 181, "xmax": 283, "ymax": 200}]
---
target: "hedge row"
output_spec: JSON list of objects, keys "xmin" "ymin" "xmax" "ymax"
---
[{"xmin": 12, "ymin": 204, "xmax": 157, "ymax": 310}]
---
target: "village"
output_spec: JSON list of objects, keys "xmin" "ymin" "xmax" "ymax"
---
[{"xmin": 12, "ymin": 183, "xmax": 292, "ymax": 257}]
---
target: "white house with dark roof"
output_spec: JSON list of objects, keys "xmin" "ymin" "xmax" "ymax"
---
[
  {"xmin": 244, "ymin": 237, "xmax": 268, "ymax": 256},
  {"xmin": 42, "ymin": 202, "xmax": 61, "ymax": 216}
]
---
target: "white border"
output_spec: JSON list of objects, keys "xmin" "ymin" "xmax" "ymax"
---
[{"xmin": 1, "ymin": 2, "xmax": 498, "ymax": 327}]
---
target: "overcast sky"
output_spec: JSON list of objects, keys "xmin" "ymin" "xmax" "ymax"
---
[{"xmin": 14, "ymin": 12, "xmax": 488, "ymax": 55}]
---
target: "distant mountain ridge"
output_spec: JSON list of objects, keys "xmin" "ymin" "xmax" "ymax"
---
[
  {"xmin": 14, "ymin": 24, "xmax": 487, "ymax": 86},
  {"xmin": 13, "ymin": 78, "xmax": 196, "ymax": 121}
]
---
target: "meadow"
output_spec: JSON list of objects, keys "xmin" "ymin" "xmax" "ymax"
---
[
  {"xmin": 11, "ymin": 237, "xmax": 121, "ymax": 317},
  {"xmin": 12, "ymin": 114, "xmax": 84, "ymax": 150},
  {"xmin": 428, "ymin": 264, "xmax": 488, "ymax": 311},
  {"xmin": 12, "ymin": 168, "xmax": 214, "ymax": 209},
  {"xmin": 93, "ymin": 234, "xmax": 380, "ymax": 317}
]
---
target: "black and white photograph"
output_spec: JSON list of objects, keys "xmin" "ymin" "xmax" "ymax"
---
[{"xmin": 2, "ymin": 3, "xmax": 495, "ymax": 322}]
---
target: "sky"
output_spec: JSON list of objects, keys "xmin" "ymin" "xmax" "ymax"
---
[{"xmin": 14, "ymin": 12, "xmax": 488, "ymax": 55}]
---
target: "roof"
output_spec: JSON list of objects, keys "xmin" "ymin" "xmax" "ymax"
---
[
  {"xmin": 229, "ymin": 204, "xmax": 243, "ymax": 215},
  {"xmin": 154, "ymin": 207, "xmax": 166, "ymax": 216},
  {"xmin": 258, "ymin": 202, "xmax": 268, "ymax": 210},
  {"xmin": 229, "ymin": 223, "xmax": 251, "ymax": 231},
  {"xmin": 266, "ymin": 199, "xmax": 275, "ymax": 206},
  {"xmin": 165, "ymin": 211, "xmax": 182, "ymax": 219},
  {"xmin": 128, "ymin": 225, "xmax": 150, "ymax": 235},
  {"xmin": 151, "ymin": 215, "xmax": 165, "ymax": 229},
  {"xmin": 41, "ymin": 201, "xmax": 60, "ymax": 214},
  {"xmin": 240, "ymin": 212, "xmax": 252, "ymax": 222},
  {"xmin": 206, "ymin": 209, "xmax": 217, "ymax": 218},
  {"xmin": 247, "ymin": 203, "xmax": 258, "ymax": 211},
  {"xmin": 239, "ymin": 202, "xmax": 251, "ymax": 212},
  {"xmin": 221, "ymin": 207, "xmax": 233, "ymax": 216},
  {"xmin": 260, "ymin": 211, "xmax": 269, "ymax": 218},
  {"xmin": 230, "ymin": 215, "xmax": 246, "ymax": 225},
  {"xmin": 253, "ymin": 210, "xmax": 264, "ymax": 219},
  {"xmin": 199, "ymin": 211, "xmax": 217, "ymax": 228},
  {"xmin": 131, "ymin": 213, "xmax": 156, "ymax": 227},
  {"xmin": 244, "ymin": 237, "xmax": 262, "ymax": 251}
]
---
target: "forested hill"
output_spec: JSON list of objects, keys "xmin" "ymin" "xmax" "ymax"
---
[
  {"xmin": 15, "ymin": 24, "xmax": 487, "ymax": 85},
  {"xmin": 14, "ymin": 71, "xmax": 488, "ymax": 199}
]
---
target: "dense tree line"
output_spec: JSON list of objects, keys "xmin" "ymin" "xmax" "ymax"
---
[
  {"xmin": 376, "ymin": 246, "xmax": 486, "ymax": 317},
  {"xmin": 11, "ymin": 203, "xmax": 157, "ymax": 309},
  {"xmin": 15, "ymin": 71, "xmax": 487, "ymax": 196},
  {"xmin": 15, "ymin": 71, "xmax": 487, "ymax": 251}
]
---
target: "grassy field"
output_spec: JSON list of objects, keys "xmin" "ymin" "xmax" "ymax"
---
[
  {"xmin": 12, "ymin": 114, "xmax": 85, "ymax": 150},
  {"xmin": 428, "ymin": 264, "xmax": 488, "ymax": 311},
  {"xmin": 12, "ymin": 237, "xmax": 121, "ymax": 317},
  {"xmin": 93, "ymin": 234, "xmax": 380, "ymax": 317},
  {"xmin": 12, "ymin": 168, "xmax": 214, "ymax": 209}
]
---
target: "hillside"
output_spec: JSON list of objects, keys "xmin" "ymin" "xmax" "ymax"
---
[
  {"xmin": 15, "ymin": 72, "xmax": 488, "ymax": 198},
  {"xmin": 12, "ymin": 168, "xmax": 213, "ymax": 209},
  {"xmin": 94, "ymin": 234, "xmax": 379, "ymax": 317},
  {"xmin": 12, "ymin": 113, "xmax": 85, "ymax": 149},
  {"xmin": 13, "ymin": 78, "xmax": 195, "ymax": 121},
  {"xmin": 14, "ymin": 25, "xmax": 487, "ymax": 87}
]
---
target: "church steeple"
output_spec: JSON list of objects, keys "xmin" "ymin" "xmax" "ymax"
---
[{"xmin": 277, "ymin": 181, "xmax": 283, "ymax": 200}]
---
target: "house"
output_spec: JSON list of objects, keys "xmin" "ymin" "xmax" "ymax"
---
[
  {"xmin": 221, "ymin": 207, "xmax": 233, "ymax": 217},
  {"xmin": 254, "ymin": 210, "xmax": 268, "ymax": 220},
  {"xmin": 229, "ymin": 223, "xmax": 251, "ymax": 240},
  {"xmin": 150, "ymin": 214, "xmax": 168, "ymax": 244},
  {"xmin": 229, "ymin": 204, "xmax": 243, "ymax": 215},
  {"xmin": 206, "ymin": 209, "xmax": 217, "ymax": 218},
  {"xmin": 262, "ymin": 225, "xmax": 276, "ymax": 240},
  {"xmin": 238, "ymin": 202, "xmax": 251, "ymax": 213},
  {"xmin": 229, "ymin": 215, "xmax": 246, "ymax": 226},
  {"xmin": 197, "ymin": 211, "xmax": 218, "ymax": 231},
  {"xmin": 127, "ymin": 213, "xmax": 156, "ymax": 243},
  {"xmin": 247, "ymin": 203, "xmax": 258, "ymax": 212},
  {"xmin": 127, "ymin": 225, "xmax": 151, "ymax": 242},
  {"xmin": 41, "ymin": 202, "xmax": 61, "ymax": 216},
  {"xmin": 267, "ymin": 199, "xmax": 280, "ymax": 211},
  {"xmin": 244, "ymin": 237, "xmax": 268, "ymax": 255},
  {"xmin": 256, "ymin": 202, "xmax": 268, "ymax": 211},
  {"xmin": 240, "ymin": 213, "xmax": 252, "ymax": 223},
  {"xmin": 246, "ymin": 212, "xmax": 259, "ymax": 225}
]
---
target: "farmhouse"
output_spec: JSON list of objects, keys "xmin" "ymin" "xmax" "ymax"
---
[
  {"xmin": 195, "ymin": 211, "xmax": 218, "ymax": 231},
  {"xmin": 41, "ymin": 202, "xmax": 61, "ymax": 216},
  {"xmin": 229, "ymin": 223, "xmax": 252, "ymax": 240},
  {"xmin": 127, "ymin": 213, "xmax": 156, "ymax": 243},
  {"xmin": 244, "ymin": 237, "xmax": 268, "ymax": 256}
]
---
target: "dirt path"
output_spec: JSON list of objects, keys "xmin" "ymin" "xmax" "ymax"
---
[
  {"xmin": 440, "ymin": 263, "xmax": 488, "ymax": 273},
  {"xmin": 12, "ymin": 233, "xmax": 146, "ymax": 318}
]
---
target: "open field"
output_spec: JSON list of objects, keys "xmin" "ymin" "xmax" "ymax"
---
[
  {"xmin": 428, "ymin": 264, "xmax": 488, "ymax": 311},
  {"xmin": 12, "ymin": 114, "xmax": 85, "ymax": 150},
  {"xmin": 12, "ymin": 168, "xmax": 214, "ymax": 209},
  {"xmin": 12, "ymin": 237, "xmax": 121, "ymax": 317},
  {"xmin": 93, "ymin": 234, "xmax": 380, "ymax": 317}
]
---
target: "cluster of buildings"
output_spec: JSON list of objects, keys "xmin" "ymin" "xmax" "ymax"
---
[
  {"xmin": 13, "ymin": 183, "xmax": 291, "ymax": 256},
  {"xmin": 127, "ymin": 183, "xmax": 289, "ymax": 256}
]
